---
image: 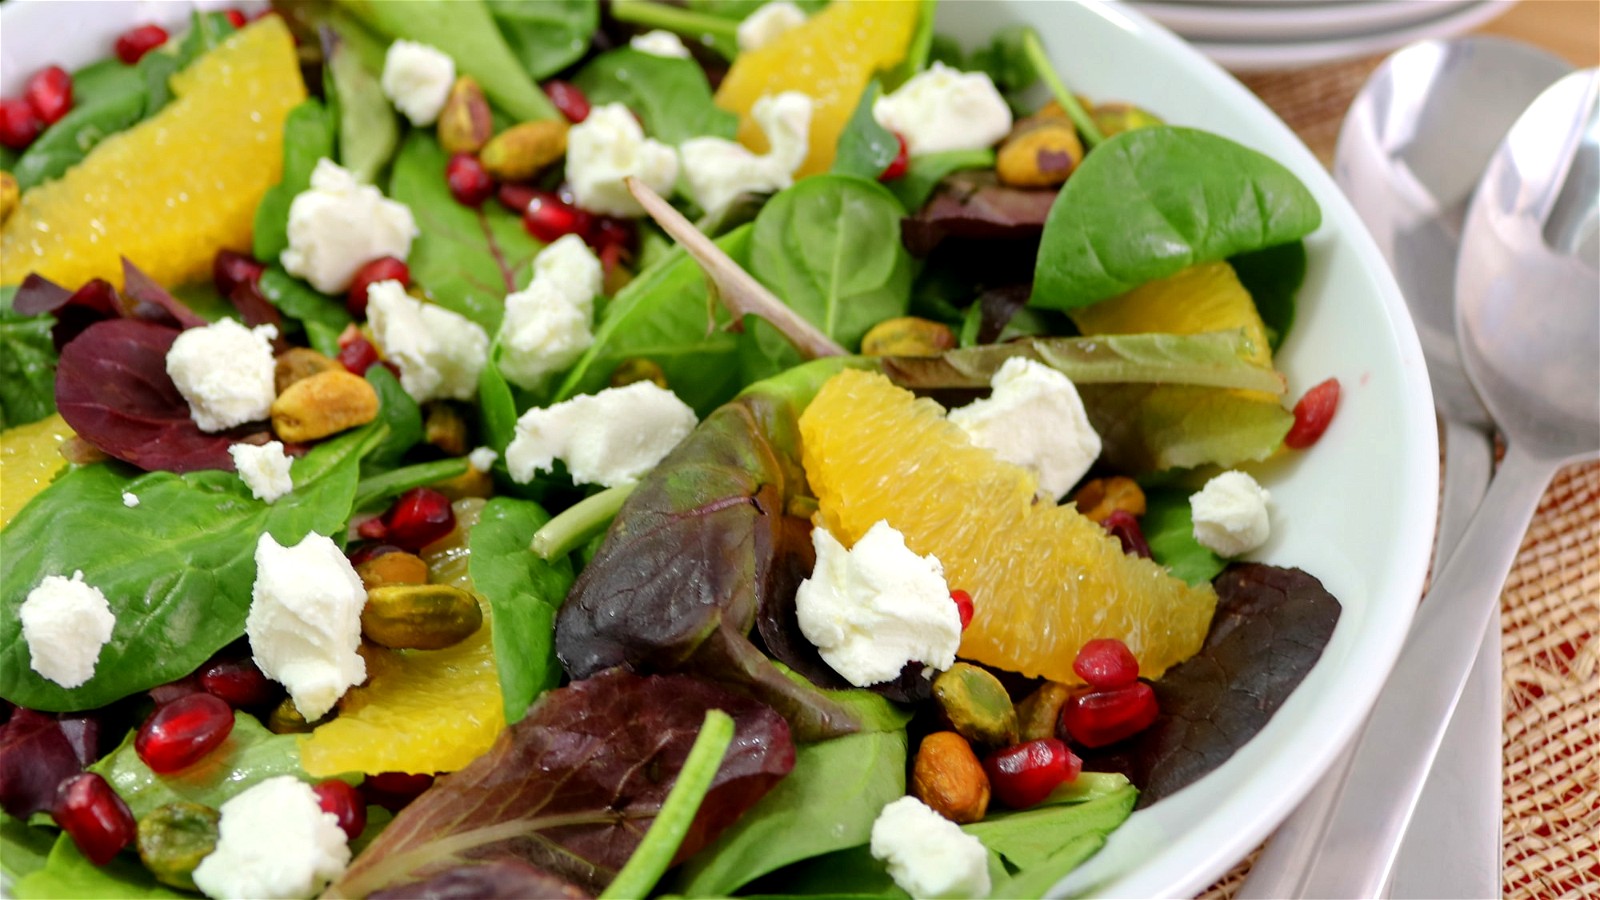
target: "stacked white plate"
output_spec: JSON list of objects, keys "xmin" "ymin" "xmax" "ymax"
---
[{"xmin": 1124, "ymin": 0, "xmax": 1517, "ymax": 71}]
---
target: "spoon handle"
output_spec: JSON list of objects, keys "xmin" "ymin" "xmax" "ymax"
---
[{"xmin": 1290, "ymin": 444, "xmax": 1558, "ymax": 898}]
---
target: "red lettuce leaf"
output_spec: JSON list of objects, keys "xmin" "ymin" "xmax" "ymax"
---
[
  {"xmin": 119, "ymin": 257, "xmax": 207, "ymax": 329},
  {"xmin": 329, "ymin": 670, "xmax": 795, "ymax": 898},
  {"xmin": 55, "ymin": 318, "xmax": 270, "ymax": 473},
  {"xmin": 0, "ymin": 708, "xmax": 102, "ymax": 818},
  {"xmin": 1081, "ymin": 563, "xmax": 1341, "ymax": 808},
  {"xmin": 900, "ymin": 172, "xmax": 1058, "ymax": 257},
  {"xmin": 367, "ymin": 859, "xmax": 590, "ymax": 899}
]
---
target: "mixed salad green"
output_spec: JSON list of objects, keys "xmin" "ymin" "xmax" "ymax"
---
[{"xmin": 0, "ymin": 2, "xmax": 1346, "ymax": 898}]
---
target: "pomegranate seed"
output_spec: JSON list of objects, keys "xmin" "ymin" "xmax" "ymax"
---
[
  {"xmin": 1059, "ymin": 682, "xmax": 1159, "ymax": 748},
  {"xmin": 497, "ymin": 183, "xmax": 538, "ymax": 215},
  {"xmin": 134, "ymin": 692, "xmax": 235, "ymax": 774},
  {"xmin": 346, "ymin": 256, "xmax": 410, "ymax": 318},
  {"xmin": 24, "ymin": 66, "xmax": 73, "ymax": 126},
  {"xmin": 347, "ymin": 542, "xmax": 404, "ymax": 566},
  {"xmin": 53, "ymin": 773, "xmax": 135, "ymax": 865},
  {"xmin": 313, "ymin": 780, "xmax": 367, "ymax": 841},
  {"xmin": 1072, "ymin": 638, "xmax": 1139, "ymax": 689},
  {"xmin": 445, "ymin": 153, "xmax": 495, "ymax": 207},
  {"xmin": 1102, "ymin": 510, "xmax": 1152, "ymax": 559},
  {"xmin": 224, "ymin": 8, "xmax": 248, "ymax": 28},
  {"xmin": 115, "ymin": 24, "xmax": 169, "ymax": 65},
  {"xmin": 587, "ymin": 215, "xmax": 635, "ymax": 254},
  {"xmin": 361, "ymin": 771, "xmax": 434, "ymax": 812},
  {"xmin": 337, "ymin": 332, "xmax": 382, "ymax": 375},
  {"xmin": 377, "ymin": 488, "xmax": 456, "ymax": 551},
  {"xmin": 200, "ymin": 658, "xmax": 277, "ymax": 708},
  {"xmin": 523, "ymin": 190, "xmax": 592, "ymax": 243},
  {"xmin": 879, "ymin": 134, "xmax": 910, "ymax": 181},
  {"xmin": 0, "ymin": 98, "xmax": 43, "ymax": 150},
  {"xmin": 983, "ymin": 738, "xmax": 1081, "ymax": 809},
  {"xmin": 356, "ymin": 516, "xmax": 389, "ymax": 541},
  {"xmin": 1284, "ymin": 377, "xmax": 1341, "ymax": 450},
  {"xmin": 212, "ymin": 250, "xmax": 264, "ymax": 299},
  {"xmin": 148, "ymin": 675, "xmax": 203, "ymax": 706},
  {"xmin": 544, "ymin": 80, "xmax": 591, "ymax": 124},
  {"xmin": 950, "ymin": 589, "xmax": 974, "ymax": 630}
]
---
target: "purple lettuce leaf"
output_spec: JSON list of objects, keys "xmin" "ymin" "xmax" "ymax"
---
[{"xmin": 0, "ymin": 708, "xmax": 101, "ymax": 818}]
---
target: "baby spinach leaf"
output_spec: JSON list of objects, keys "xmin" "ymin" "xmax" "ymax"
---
[
  {"xmin": 12, "ymin": 833, "xmax": 185, "ymax": 900},
  {"xmin": 832, "ymin": 81, "xmax": 898, "ymax": 182},
  {"xmin": 363, "ymin": 365, "xmax": 423, "ymax": 473},
  {"xmin": 1142, "ymin": 487, "xmax": 1225, "ymax": 587},
  {"xmin": 749, "ymin": 175, "xmax": 913, "ymax": 350},
  {"xmin": 572, "ymin": 49, "xmax": 737, "ymax": 145},
  {"xmin": 388, "ymin": 130, "xmax": 541, "ymax": 333},
  {"xmin": 252, "ymin": 100, "xmax": 337, "ymax": 263},
  {"xmin": 674, "ymin": 728, "xmax": 909, "ymax": 897},
  {"xmin": 0, "ymin": 287, "xmax": 57, "ymax": 430},
  {"xmin": 883, "ymin": 0, "xmax": 940, "ymax": 90},
  {"xmin": 476, "ymin": 358, "xmax": 519, "ymax": 454},
  {"xmin": 338, "ymin": 0, "xmax": 559, "ymax": 121},
  {"xmin": 888, "ymin": 148, "xmax": 995, "ymax": 212},
  {"xmin": 327, "ymin": 670, "xmax": 794, "ymax": 898},
  {"xmin": 11, "ymin": 67, "xmax": 146, "ymax": 191},
  {"xmin": 325, "ymin": 30, "xmax": 399, "ymax": 185},
  {"xmin": 1031, "ymin": 127, "xmax": 1322, "ymax": 311},
  {"xmin": 0, "ymin": 424, "xmax": 379, "ymax": 713},
  {"xmin": 468, "ymin": 498, "xmax": 577, "ymax": 724},
  {"xmin": 1082, "ymin": 564, "xmax": 1340, "ymax": 808},
  {"xmin": 256, "ymin": 265, "xmax": 351, "ymax": 356},
  {"xmin": 354, "ymin": 459, "xmax": 468, "ymax": 511},
  {"xmin": 1230, "ymin": 240, "xmax": 1306, "ymax": 351},
  {"xmin": 487, "ymin": 0, "xmax": 598, "ymax": 81}
]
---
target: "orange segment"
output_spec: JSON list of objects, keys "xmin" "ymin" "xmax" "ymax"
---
[
  {"xmin": 715, "ymin": 0, "xmax": 919, "ymax": 175},
  {"xmin": 1, "ymin": 17, "xmax": 304, "ymax": 289},
  {"xmin": 1, "ymin": 414, "xmax": 73, "ymax": 529},
  {"xmin": 800, "ymin": 370, "xmax": 1217, "ymax": 684},
  {"xmin": 299, "ymin": 501, "xmax": 504, "ymax": 777},
  {"xmin": 1069, "ymin": 262, "xmax": 1273, "ymax": 368}
]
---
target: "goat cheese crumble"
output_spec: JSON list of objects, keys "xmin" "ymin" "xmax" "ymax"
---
[
  {"xmin": 504, "ymin": 382, "xmax": 697, "ymax": 488},
  {"xmin": 566, "ymin": 103, "xmax": 680, "ymax": 217},
  {"xmin": 122, "ymin": 491, "xmax": 140, "ymax": 508},
  {"xmin": 380, "ymin": 39, "xmax": 454, "ymax": 126},
  {"xmin": 497, "ymin": 235, "xmax": 604, "ymax": 389},
  {"xmin": 737, "ymin": 1, "xmax": 806, "ymax": 51},
  {"xmin": 367, "ymin": 280, "xmax": 490, "ymax": 403},
  {"xmin": 19, "ymin": 571, "xmax": 116, "ymax": 689},
  {"xmin": 246, "ymin": 533, "xmax": 367, "ymax": 722},
  {"xmin": 874, "ymin": 62, "xmax": 1012, "ymax": 155},
  {"xmin": 281, "ymin": 159, "xmax": 418, "ymax": 295},
  {"xmin": 870, "ymin": 796, "xmax": 991, "ymax": 899},
  {"xmin": 229, "ymin": 440, "xmax": 294, "ymax": 504},
  {"xmin": 795, "ymin": 520, "xmax": 960, "ymax": 688},
  {"xmin": 165, "ymin": 319, "xmax": 279, "ymax": 434},
  {"xmin": 467, "ymin": 446, "xmax": 498, "ymax": 473},
  {"xmin": 630, "ymin": 29, "xmax": 691, "ymax": 59},
  {"xmin": 192, "ymin": 776, "xmax": 350, "ymax": 900},
  {"xmin": 948, "ymin": 357, "xmax": 1101, "ymax": 501},
  {"xmin": 1190, "ymin": 470, "xmax": 1272, "ymax": 557},
  {"xmin": 681, "ymin": 91, "xmax": 813, "ymax": 218}
]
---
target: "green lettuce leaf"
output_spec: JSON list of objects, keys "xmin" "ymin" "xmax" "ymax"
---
[{"xmin": 11, "ymin": 834, "xmax": 184, "ymax": 900}]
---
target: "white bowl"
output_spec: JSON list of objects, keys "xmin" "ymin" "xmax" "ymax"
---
[{"xmin": 0, "ymin": 2, "xmax": 1438, "ymax": 898}]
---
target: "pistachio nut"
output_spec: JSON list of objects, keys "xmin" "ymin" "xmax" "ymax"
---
[
  {"xmin": 1071, "ymin": 476, "xmax": 1147, "ymax": 524},
  {"xmin": 361, "ymin": 583, "xmax": 484, "ymax": 650},
  {"xmin": 355, "ymin": 549, "xmax": 430, "ymax": 591},
  {"xmin": 933, "ymin": 662, "xmax": 1020, "ymax": 747},
  {"xmin": 997, "ymin": 117, "xmax": 1084, "ymax": 188},
  {"xmin": 912, "ymin": 731, "xmax": 991, "ymax": 823},
  {"xmin": 273, "ymin": 347, "xmax": 340, "ymax": 395},
  {"xmin": 1016, "ymin": 681, "xmax": 1074, "ymax": 742},
  {"xmin": 860, "ymin": 317, "xmax": 958, "ymax": 356},
  {"xmin": 137, "ymin": 802, "xmax": 220, "ymax": 891},
  {"xmin": 439, "ymin": 76, "xmax": 493, "ymax": 156},
  {"xmin": 271, "ymin": 369, "xmax": 380, "ymax": 443},
  {"xmin": 424, "ymin": 402, "xmax": 469, "ymax": 457},
  {"xmin": 480, "ymin": 120, "xmax": 569, "ymax": 182},
  {"xmin": 610, "ymin": 358, "xmax": 669, "ymax": 389}
]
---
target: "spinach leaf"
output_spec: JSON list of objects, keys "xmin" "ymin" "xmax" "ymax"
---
[
  {"xmin": 141, "ymin": 11, "xmax": 239, "ymax": 113},
  {"xmin": 327, "ymin": 670, "xmax": 793, "ymax": 898},
  {"xmin": 363, "ymin": 365, "xmax": 423, "ymax": 473},
  {"xmin": 1142, "ymin": 487, "xmax": 1224, "ymax": 586},
  {"xmin": 12, "ymin": 833, "xmax": 185, "ymax": 900},
  {"xmin": 831, "ymin": 81, "xmax": 898, "ymax": 182},
  {"xmin": 325, "ymin": 30, "xmax": 399, "ymax": 185},
  {"xmin": 388, "ymin": 130, "xmax": 542, "ymax": 332},
  {"xmin": 487, "ymin": 0, "xmax": 598, "ymax": 81},
  {"xmin": 338, "ymin": 0, "xmax": 559, "ymax": 121},
  {"xmin": 1031, "ymin": 127, "xmax": 1322, "ymax": 311},
  {"xmin": 468, "ymin": 498, "xmax": 576, "ymax": 724},
  {"xmin": 552, "ymin": 226, "xmax": 752, "ymax": 415},
  {"xmin": 1, "ymin": 813, "xmax": 54, "ymax": 881},
  {"xmin": 749, "ymin": 175, "xmax": 913, "ymax": 351},
  {"xmin": 0, "ymin": 287, "xmax": 57, "ymax": 430},
  {"xmin": 887, "ymin": 148, "xmax": 995, "ymax": 212},
  {"xmin": 962, "ymin": 783, "xmax": 1136, "ymax": 871},
  {"xmin": 0, "ymin": 426, "xmax": 378, "ymax": 712},
  {"xmin": 1230, "ymin": 240, "xmax": 1306, "ymax": 351},
  {"xmin": 354, "ymin": 459, "xmax": 468, "ymax": 511},
  {"xmin": 572, "ymin": 49, "xmax": 737, "ymax": 145},
  {"xmin": 252, "ymin": 100, "xmax": 337, "ymax": 263},
  {"xmin": 686, "ymin": 0, "xmax": 829, "ymax": 17},
  {"xmin": 257, "ymin": 264, "xmax": 351, "ymax": 356},
  {"xmin": 883, "ymin": 0, "xmax": 939, "ymax": 90},
  {"xmin": 674, "ymin": 728, "xmax": 909, "ymax": 896},
  {"xmin": 476, "ymin": 357, "xmax": 519, "ymax": 454},
  {"xmin": 1082, "ymin": 564, "xmax": 1340, "ymax": 808}
]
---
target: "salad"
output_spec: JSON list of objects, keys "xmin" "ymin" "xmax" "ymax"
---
[{"xmin": 0, "ymin": 2, "xmax": 1348, "ymax": 898}]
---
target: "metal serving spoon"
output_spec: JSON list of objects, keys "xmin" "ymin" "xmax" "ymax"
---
[
  {"xmin": 1238, "ymin": 37, "xmax": 1572, "ymax": 899},
  {"xmin": 1291, "ymin": 68, "xmax": 1600, "ymax": 899}
]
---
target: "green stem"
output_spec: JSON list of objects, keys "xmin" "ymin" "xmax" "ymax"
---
[
  {"xmin": 1021, "ymin": 28, "xmax": 1105, "ymax": 149},
  {"xmin": 530, "ymin": 483, "xmax": 637, "ymax": 560},
  {"xmin": 353, "ymin": 458, "xmax": 469, "ymax": 511},
  {"xmin": 610, "ymin": 0, "xmax": 740, "ymax": 43},
  {"xmin": 599, "ymin": 710, "xmax": 735, "ymax": 900}
]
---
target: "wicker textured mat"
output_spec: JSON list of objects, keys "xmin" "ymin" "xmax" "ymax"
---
[{"xmin": 1191, "ymin": 57, "xmax": 1600, "ymax": 900}]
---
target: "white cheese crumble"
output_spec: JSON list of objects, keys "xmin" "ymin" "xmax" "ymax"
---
[
  {"xmin": 870, "ymin": 796, "xmax": 991, "ymax": 899},
  {"xmin": 873, "ymin": 61, "xmax": 1013, "ymax": 155},
  {"xmin": 281, "ymin": 158, "xmax": 419, "ymax": 295},
  {"xmin": 1190, "ymin": 470, "xmax": 1272, "ymax": 557},
  {"xmin": 737, "ymin": 1, "xmax": 806, "ymax": 52},
  {"xmin": 795, "ymin": 520, "xmax": 959, "ymax": 688},
  {"xmin": 192, "ymin": 775, "xmax": 350, "ymax": 900},
  {"xmin": 630, "ymin": 29, "xmax": 692, "ymax": 59},
  {"xmin": 246, "ymin": 533, "xmax": 367, "ymax": 722},
  {"xmin": 122, "ymin": 492, "xmax": 140, "ymax": 508},
  {"xmin": 948, "ymin": 357, "xmax": 1101, "ymax": 502},
  {"xmin": 566, "ymin": 103, "xmax": 680, "ymax": 217},
  {"xmin": 504, "ymin": 382, "xmax": 696, "ymax": 488},
  {"xmin": 19, "ymin": 571, "xmax": 116, "ymax": 689},
  {"xmin": 165, "ymin": 319, "xmax": 279, "ymax": 433},
  {"xmin": 681, "ymin": 91, "xmax": 812, "ymax": 218},
  {"xmin": 366, "ymin": 280, "xmax": 490, "ymax": 403},
  {"xmin": 497, "ymin": 235, "xmax": 604, "ymax": 389},
  {"xmin": 467, "ymin": 446, "xmax": 498, "ymax": 473},
  {"xmin": 380, "ymin": 39, "xmax": 455, "ymax": 126},
  {"xmin": 229, "ymin": 441, "xmax": 294, "ymax": 504}
]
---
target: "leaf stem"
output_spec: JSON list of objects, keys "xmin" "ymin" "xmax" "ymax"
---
[
  {"xmin": 599, "ymin": 709, "xmax": 735, "ymax": 900},
  {"xmin": 353, "ymin": 458, "xmax": 469, "ymax": 511},
  {"xmin": 1020, "ymin": 28, "xmax": 1105, "ymax": 148},
  {"xmin": 530, "ymin": 483, "xmax": 637, "ymax": 560},
  {"xmin": 610, "ymin": 0, "xmax": 739, "ymax": 42}
]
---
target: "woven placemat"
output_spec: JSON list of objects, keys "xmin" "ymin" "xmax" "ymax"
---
[{"xmin": 1191, "ymin": 56, "xmax": 1600, "ymax": 900}]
